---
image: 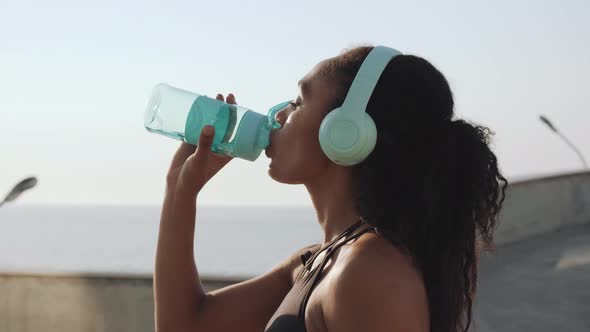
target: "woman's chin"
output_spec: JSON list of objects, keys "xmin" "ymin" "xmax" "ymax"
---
[
  {"xmin": 267, "ymin": 168, "xmax": 303, "ymax": 185},
  {"xmin": 267, "ymin": 163, "xmax": 283, "ymax": 182},
  {"xmin": 267, "ymin": 169, "xmax": 282, "ymax": 183},
  {"xmin": 267, "ymin": 164, "xmax": 288, "ymax": 184}
]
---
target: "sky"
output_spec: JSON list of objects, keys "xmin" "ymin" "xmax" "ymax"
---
[{"xmin": 1, "ymin": 0, "xmax": 589, "ymax": 207}]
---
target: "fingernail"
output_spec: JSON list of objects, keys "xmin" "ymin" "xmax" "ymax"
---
[{"xmin": 203, "ymin": 126, "xmax": 214, "ymax": 136}]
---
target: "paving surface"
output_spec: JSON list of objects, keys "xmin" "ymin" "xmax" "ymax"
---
[{"xmin": 473, "ymin": 222, "xmax": 590, "ymax": 332}]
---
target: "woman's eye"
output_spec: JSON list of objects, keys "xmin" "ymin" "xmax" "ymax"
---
[{"xmin": 289, "ymin": 100, "xmax": 299, "ymax": 108}]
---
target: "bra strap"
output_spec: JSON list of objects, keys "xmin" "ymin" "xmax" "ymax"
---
[{"xmin": 297, "ymin": 223, "xmax": 376, "ymax": 319}]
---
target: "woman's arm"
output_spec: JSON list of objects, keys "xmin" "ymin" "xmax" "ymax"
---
[
  {"xmin": 155, "ymin": 184, "xmax": 312, "ymax": 332},
  {"xmin": 154, "ymin": 183, "xmax": 203, "ymax": 330},
  {"xmin": 153, "ymin": 93, "xmax": 303, "ymax": 332}
]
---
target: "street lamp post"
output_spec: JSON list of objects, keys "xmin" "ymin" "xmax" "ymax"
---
[
  {"xmin": 0, "ymin": 177, "xmax": 38, "ymax": 208},
  {"xmin": 539, "ymin": 115, "xmax": 588, "ymax": 169}
]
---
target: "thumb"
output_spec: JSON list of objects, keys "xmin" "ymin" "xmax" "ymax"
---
[{"xmin": 196, "ymin": 125, "xmax": 215, "ymax": 154}]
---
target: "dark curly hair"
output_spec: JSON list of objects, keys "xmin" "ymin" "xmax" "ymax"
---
[{"xmin": 320, "ymin": 46, "xmax": 508, "ymax": 332}]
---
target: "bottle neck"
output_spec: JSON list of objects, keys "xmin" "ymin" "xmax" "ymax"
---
[{"xmin": 255, "ymin": 121, "xmax": 272, "ymax": 149}]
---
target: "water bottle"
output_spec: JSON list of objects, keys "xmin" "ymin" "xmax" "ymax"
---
[{"xmin": 144, "ymin": 83, "xmax": 288, "ymax": 161}]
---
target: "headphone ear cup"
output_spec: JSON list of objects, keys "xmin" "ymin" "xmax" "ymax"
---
[
  {"xmin": 359, "ymin": 112, "xmax": 378, "ymax": 162},
  {"xmin": 319, "ymin": 108, "xmax": 377, "ymax": 166}
]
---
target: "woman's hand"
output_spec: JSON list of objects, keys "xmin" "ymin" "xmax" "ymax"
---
[{"xmin": 166, "ymin": 93, "xmax": 235, "ymax": 196}]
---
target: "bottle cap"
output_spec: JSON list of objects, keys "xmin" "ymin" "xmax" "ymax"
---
[{"xmin": 233, "ymin": 111, "xmax": 268, "ymax": 161}]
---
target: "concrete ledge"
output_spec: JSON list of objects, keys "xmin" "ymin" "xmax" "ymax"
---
[
  {"xmin": 0, "ymin": 274, "xmax": 154, "ymax": 332},
  {"xmin": 0, "ymin": 274, "xmax": 234, "ymax": 332},
  {"xmin": 0, "ymin": 270, "xmax": 245, "ymax": 285},
  {"xmin": 495, "ymin": 170, "xmax": 590, "ymax": 244}
]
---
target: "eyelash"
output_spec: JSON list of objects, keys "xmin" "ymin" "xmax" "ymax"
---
[{"xmin": 289, "ymin": 100, "xmax": 299, "ymax": 108}]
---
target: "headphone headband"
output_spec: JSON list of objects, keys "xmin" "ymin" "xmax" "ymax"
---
[{"xmin": 340, "ymin": 46, "xmax": 402, "ymax": 116}]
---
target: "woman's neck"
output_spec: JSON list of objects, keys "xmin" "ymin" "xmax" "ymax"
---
[{"xmin": 305, "ymin": 166, "xmax": 361, "ymax": 244}]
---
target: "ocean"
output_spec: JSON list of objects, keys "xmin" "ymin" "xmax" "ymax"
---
[{"xmin": 0, "ymin": 206, "xmax": 323, "ymax": 279}]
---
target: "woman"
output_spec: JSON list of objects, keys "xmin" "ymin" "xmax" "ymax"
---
[{"xmin": 154, "ymin": 45, "xmax": 507, "ymax": 332}]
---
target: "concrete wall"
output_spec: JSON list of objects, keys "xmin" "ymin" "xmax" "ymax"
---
[
  {"xmin": 495, "ymin": 171, "xmax": 590, "ymax": 244},
  {"xmin": 1, "ymin": 171, "xmax": 589, "ymax": 331},
  {"xmin": 0, "ymin": 273, "xmax": 235, "ymax": 332},
  {"xmin": 0, "ymin": 274, "xmax": 153, "ymax": 332}
]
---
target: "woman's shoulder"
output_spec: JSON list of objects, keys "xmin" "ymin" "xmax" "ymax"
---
[
  {"xmin": 335, "ymin": 231, "xmax": 427, "ymax": 298},
  {"xmin": 321, "ymin": 233, "xmax": 429, "ymax": 330}
]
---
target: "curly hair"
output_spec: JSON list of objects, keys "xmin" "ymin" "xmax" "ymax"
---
[{"xmin": 320, "ymin": 46, "xmax": 508, "ymax": 332}]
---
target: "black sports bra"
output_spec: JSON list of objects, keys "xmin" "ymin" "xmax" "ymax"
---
[{"xmin": 265, "ymin": 220, "xmax": 377, "ymax": 331}]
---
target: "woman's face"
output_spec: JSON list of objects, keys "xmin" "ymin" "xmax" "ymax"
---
[{"xmin": 267, "ymin": 60, "xmax": 341, "ymax": 184}]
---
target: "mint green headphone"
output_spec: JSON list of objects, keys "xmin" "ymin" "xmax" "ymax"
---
[
  {"xmin": 320, "ymin": 46, "xmax": 402, "ymax": 166},
  {"xmin": 268, "ymin": 46, "xmax": 402, "ymax": 166}
]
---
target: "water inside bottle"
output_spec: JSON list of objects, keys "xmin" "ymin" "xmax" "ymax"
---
[
  {"xmin": 213, "ymin": 104, "xmax": 248, "ymax": 156},
  {"xmin": 146, "ymin": 90, "xmax": 263, "ymax": 159},
  {"xmin": 182, "ymin": 95, "xmax": 250, "ymax": 157},
  {"xmin": 145, "ymin": 127, "xmax": 185, "ymax": 141}
]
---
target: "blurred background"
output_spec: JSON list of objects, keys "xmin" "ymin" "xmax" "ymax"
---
[{"xmin": 0, "ymin": 0, "xmax": 588, "ymax": 331}]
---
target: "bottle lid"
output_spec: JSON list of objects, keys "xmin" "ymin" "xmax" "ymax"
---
[
  {"xmin": 267, "ymin": 100, "xmax": 289, "ymax": 130},
  {"xmin": 233, "ymin": 111, "xmax": 268, "ymax": 161}
]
